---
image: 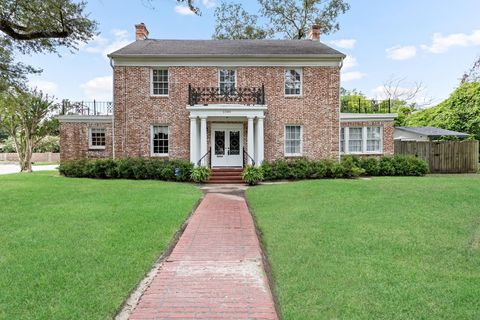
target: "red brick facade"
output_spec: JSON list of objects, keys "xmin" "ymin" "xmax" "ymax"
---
[{"xmin": 59, "ymin": 65, "xmax": 396, "ymax": 162}]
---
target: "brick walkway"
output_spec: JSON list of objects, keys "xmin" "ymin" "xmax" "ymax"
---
[{"xmin": 129, "ymin": 193, "xmax": 278, "ymax": 320}]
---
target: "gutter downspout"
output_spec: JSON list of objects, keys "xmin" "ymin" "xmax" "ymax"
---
[
  {"xmin": 109, "ymin": 57, "xmax": 116, "ymax": 160},
  {"xmin": 338, "ymin": 59, "xmax": 344, "ymax": 162}
]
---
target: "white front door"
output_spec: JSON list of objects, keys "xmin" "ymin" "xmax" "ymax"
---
[{"xmin": 211, "ymin": 124, "xmax": 243, "ymax": 167}]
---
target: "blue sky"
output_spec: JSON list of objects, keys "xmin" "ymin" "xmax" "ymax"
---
[{"xmin": 20, "ymin": 0, "xmax": 480, "ymax": 106}]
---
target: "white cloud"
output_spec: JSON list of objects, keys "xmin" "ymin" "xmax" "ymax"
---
[
  {"xmin": 386, "ymin": 45, "xmax": 417, "ymax": 60},
  {"xmin": 83, "ymin": 29, "xmax": 131, "ymax": 58},
  {"xmin": 80, "ymin": 76, "xmax": 112, "ymax": 100},
  {"xmin": 330, "ymin": 39, "xmax": 356, "ymax": 49},
  {"xmin": 202, "ymin": 0, "xmax": 216, "ymax": 8},
  {"xmin": 342, "ymin": 71, "xmax": 366, "ymax": 82},
  {"xmin": 421, "ymin": 29, "xmax": 480, "ymax": 54},
  {"xmin": 342, "ymin": 55, "xmax": 357, "ymax": 71},
  {"xmin": 29, "ymin": 80, "xmax": 58, "ymax": 96},
  {"xmin": 175, "ymin": 5, "xmax": 195, "ymax": 15}
]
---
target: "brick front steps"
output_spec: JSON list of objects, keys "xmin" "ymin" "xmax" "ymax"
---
[{"xmin": 208, "ymin": 168, "xmax": 244, "ymax": 184}]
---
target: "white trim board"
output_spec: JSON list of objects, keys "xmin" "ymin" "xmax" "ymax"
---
[
  {"xmin": 340, "ymin": 113, "xmax": 397, "ymax": 122},
  {"xmin": 58, "ymin": 115, "xmax": 113, "ymax": 123},
  {"xmin": 113, "ymin": 56, "xmax": 342, "ymax": 67}
]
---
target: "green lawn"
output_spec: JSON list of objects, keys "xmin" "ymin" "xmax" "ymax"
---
[
  {"xmin": 247, "ymin": 176, "xmax": 480, "ymax": 319},
  {"xmin": 0, "ymin": 172, "xmax": 201, "ymax": 319}
]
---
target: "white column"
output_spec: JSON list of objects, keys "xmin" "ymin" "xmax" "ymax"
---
[
  {"xmin": 256, "ymin": 116, "xmax": 265, "ymax": 166},
  {"xmin": 199, "ymin": 116, "xmax": 208, "ymax": 166},
  {"xmin": 189, "ymin": 116, "xmax": 197, "ymax": 165},
  {"xmin": 254, "ymin": 119, "xmax": 258, "ymax": 164},
  {"xmin": 247, "ymin": 116, "xmax": 255, "ymax": 165}
]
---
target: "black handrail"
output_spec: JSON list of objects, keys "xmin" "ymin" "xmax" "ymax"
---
[
  {"xmin": 243, "ymin": 147, "xmax": 255, "ymax": 166},
  {"xmin": 197, "ymin": 150, "xmax": 211, "ymax": 167}
]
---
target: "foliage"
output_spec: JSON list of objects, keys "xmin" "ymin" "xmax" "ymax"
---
[
  {"xmin": 213, "ymin": 1, "xmax": 271, "ymax": 39},
  {"xmin": 190, "ymin": 166, "xmax": 211, "ymax": 183},
  {"xmin": 213, "ymin": 0, "xmax": 349, "ymax": 40},
  {"xmin": 0, "ymin": 89, "xmax": 59, "ymax": 171},
  {"xmin": 260, "ymin": 155, "xmax": 427, "ymax": 180},
  {"xmin": 406, "ymin": 82, "xmax": 480, "ymax": 140},
  {"xmin": 0, "ymin": 0, "xmax": 97, "ymax": 90},
  {"xmin": 259, "ymin": 0, "xmax": 350, "ymax": 39},
  {"xmin": 246, "ymin": 176, "xmax": 480, "ymax": 319},
  {"xmin": 242, "ymin": 165, "xmax": 264, "ymax": 185},
  {"xmin": 59, "ymin": 158, "xmax": 195, "ymax": 182},
  {"xmin": 0, "ymin": 171, "xmax": 200, "ymax": 319}
]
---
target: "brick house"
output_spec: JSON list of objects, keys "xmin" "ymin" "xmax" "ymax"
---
[{"xmin": 59, "ymin": 23, "xmax": 396, "ymax": 169}]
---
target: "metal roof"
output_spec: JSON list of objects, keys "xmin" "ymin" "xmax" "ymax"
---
[
  {"xmin": 108, "ymin": 39, "xmax": 345, "ymax": 58},
  {"xmin": 396, "ymin": 126, "xmax": 470, "ymax": 138}
]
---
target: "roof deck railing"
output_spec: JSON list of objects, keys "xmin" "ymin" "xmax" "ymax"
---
[
  {"xmin": 341, "ymin": 98, "xmax": 394, "ymax": 114},
  {"xmin": 188, "ymin": 84, "xmax": 265, "ymax": 106},
  {"xmin": 60, "ymin": 100, "xmax": 113, "ymax": 116}
]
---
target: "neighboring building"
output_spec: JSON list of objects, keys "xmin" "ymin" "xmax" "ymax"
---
[
  {"xmin": 394, "ymin": 126, "xmax": 470, "ymax": 141},
  {"xmin": 59, "ymin": 23, "xmax": 397, "ymax": 167}
]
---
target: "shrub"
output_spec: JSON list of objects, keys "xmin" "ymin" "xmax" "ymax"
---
[
  {"xmin": 288, "ymin": 158, "xmax": 313, "ymax": 179},
  {"xmin": 358, "ymin": 157, "xmax": 380, "ymax": 176},
  {"xmin": 242, "ymin": 165, "xmax": 264, "ymax": 185},
  {"xmin": 191, "ymin": 166, "xmax": 211, "ymax": 183},
  {"xmin": 0, "ymin": 135, "xmax": 60, "ymax": 153},
  {"xmin": 341, "ymin": 156, "xmax": 365, "ymax": 178},
  {"xmin": 312, "ymin": 160, "xmax": 331, "ymax": 178},
  {"xmin": 378, "ymin": 157, "xmax": 396, "ymax": 176},
  {"xmin": 59, "ymin": 158, "xmax": 194, "ymax": 181}
]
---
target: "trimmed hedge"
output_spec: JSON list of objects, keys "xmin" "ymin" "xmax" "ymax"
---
[
  {"xmin": 259, "ymin": 155, "xmax": 428, "ymax": 181},
  {"xmin": 59, "ymin": 158, "xmax": 194, "ymax": 182}
]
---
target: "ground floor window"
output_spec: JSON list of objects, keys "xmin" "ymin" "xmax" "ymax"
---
[
  {"xmin": 152, "ymin": 125, "xmax": 169, "ymax": 156},
  {"xmin": 341, "ymin": 126, "xmax": 382, "ymax": 154},
  {"xmin": 285, "ymin": 125, "xmax": 303, "ymax": 156},
  {"xmin": 89, "ymin": 128, "xmax": 106, "ymax": 149}
]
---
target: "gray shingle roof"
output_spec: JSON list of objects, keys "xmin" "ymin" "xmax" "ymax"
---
[
  {"xmin": 396, "ymin": 126, "xmax": 470, "ymax": 138},
  {"xmin": 108, "ymin": 39, "xmax": 345, "ymax": 58}
]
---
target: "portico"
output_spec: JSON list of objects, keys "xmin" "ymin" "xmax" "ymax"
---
[{"xmin": 187, "ymin": 104, "xmax": 267, "ymax": 167}]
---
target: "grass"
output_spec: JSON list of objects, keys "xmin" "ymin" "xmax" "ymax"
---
[
  {"xmin": 247, "ymin": 176, "xmax": 480, "ymax": 319},
  {"xmin": 0, "ymin": 171, "xmax": 201, "ymax": 319}
]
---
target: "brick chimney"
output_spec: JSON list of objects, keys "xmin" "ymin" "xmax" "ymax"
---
[
  {"xmin": 308, "ymin": 25, "xmax": 321, "ymax": 41},
  {"xmin": 135, "ymin": 23, "xmax": 149, "ymax": 40}
]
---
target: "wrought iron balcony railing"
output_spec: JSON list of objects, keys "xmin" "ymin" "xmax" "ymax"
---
[
  {"xmin": 188, "ymin": 84, "xmax": 265, "ymax": 106},
  {"xmin": 60, "ymin": 100, "xmax": 113, "ymax": 116},
  {"xmin": 341, "ymin": 98, "xmax": 394, "ymax": 114}
]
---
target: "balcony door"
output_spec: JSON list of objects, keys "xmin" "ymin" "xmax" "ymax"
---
[{"xmin": 211, "ymin": 124, "xmax": 243, "ymax": 168}]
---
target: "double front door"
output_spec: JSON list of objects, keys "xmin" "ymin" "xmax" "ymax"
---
[{"xmin": 211, "ymin": 124, "xmax": 243, "ymax": 167}]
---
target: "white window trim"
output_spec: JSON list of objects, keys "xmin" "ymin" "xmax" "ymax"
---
[
  {"xmin": 284, "ymin": 68, "xmax": 303, "ymax": 97},
  {"xmin": 150, "ymin": 125, "xmax": 170, "ymax": 157},
  {"xmin": 218, "ymin": 68, "xmax": 237, "ymax": 90},
  {"xmin": 88, "ymin": 128, "xmax": 106, "ymax": 150},
  {"xmin": 150, "ymin": 68, "xmax": 169, "ymax": 97},
  {"xmin": 284, "ymin": 125, "xmax": 304, "ymax": 156},
  {"xmin": 341, "ymin": 126, "xmax": 383, "ymax": 155}
]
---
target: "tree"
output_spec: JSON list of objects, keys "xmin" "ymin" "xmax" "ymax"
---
[
  {"xmin": 213, "ymin": 0, "xmax": 350, "ymax": 40},
  {"xmin": 0, "ymin": 89, "xmax": 59, "ymax": 172},
  {"xmin": 0, "ymin": 0, "xmax": 98, "ymax": 90},
  {"xmin": 259, "ymin": 0, "xmax": 350, "ymax": 39},
  {"xmin": 406, "ymin": 82, "xmax": 480, "ymax": 140},
  {"xmin": 213, "ymin": 2, "xmax": 271, "ymax": 39},
  {"xmin": 379, "ymin": 75, "xmax": 433, "ymax": 108},
  {"xmin": 461, "ymin": 56, "xmax": 480, "ymax": 84}
]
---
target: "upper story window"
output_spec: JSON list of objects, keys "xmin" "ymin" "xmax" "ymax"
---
[
  {"xmin": 219, "ymin": 69, "xmax": 236, "ymax": 94},
  {"xmin": 284, "ymin": 68, "xmax": 302, "ymax": 96},
  {"xmin": 341, "ymin": 126, "xmax": 383, "ymax": 154},
  {"xmin": 151, "ymin": 69, "xmax": 169, "ymax": 96},
  {"xmin": 151, "ymin": 125, "xmax": 169, "ymax": 156},
  {"xmin": 285, "ymin": 125, "xmax": 303, "ymax": 156},
  {"xmin": 89, "ymin": 128, "xmax": 106, "ymax": 150}
]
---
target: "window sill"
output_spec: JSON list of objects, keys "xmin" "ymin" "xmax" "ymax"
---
[
  {"xmin": 151, "ymin": 154, "xmax": 169, "ymax": 157},
  {"xmin": 150, "ymin": 95, "xmax": 169, "ymax": 98},
  {"xmin": 341, "ymin": 152, "xmax": 383, "ymax": 155},
  {"xmin": 89, "ymin": 147, "xmax": 106, "ymax": 151},
  {"xmin": 285, "ymin": 154, "xmax": 303, "ymax": 157},
  {"xmin": 284, "ymin": 95, "xmax": 303, "ymax": 99}
]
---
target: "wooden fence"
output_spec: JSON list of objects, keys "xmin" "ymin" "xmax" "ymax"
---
[{"xmin": 394, "ymin": 140, "xmax": 479, "ymax": 173}]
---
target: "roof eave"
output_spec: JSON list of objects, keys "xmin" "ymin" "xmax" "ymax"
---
[{"xmin": 107, "ymin": 53, "xmax": 346, "ymax": 60}]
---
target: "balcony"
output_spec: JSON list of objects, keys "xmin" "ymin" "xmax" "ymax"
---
[
  {"xmin": 60, "ymin": 100, "xmax": 113, "ymax": 116},
  {"xmin": 341, "ymin": 98, "xmax": 394, "ymax": 114},
  {"xmin": 188, "ymin": 85, "xmax": 265, "ymax": 106}
]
